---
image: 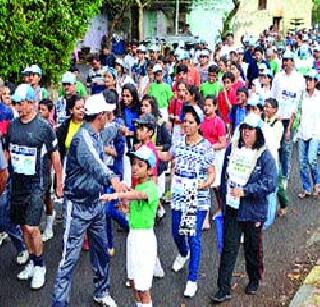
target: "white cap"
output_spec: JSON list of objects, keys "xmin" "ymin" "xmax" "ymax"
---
[
  {"xmin": 283, "ymin": 50, "xmax": 295, "ymax": 59},
  {"xmin": 85, "ymin": 94, "xmax": 110, "ymax": 115},
  {"xmin": 152, "ymin": 64, "xmax": 162, "ymax": 73},
  {"xmin": 199, "ymin": 50, "xmax": 209, "ymax": 57},
  {"xmin": 137, "ymin": 45, "xmax": 146, "ymax": 53},
  {"xmin": 115, "ymin": 58, "xmax": 124, "ymax": 67}
]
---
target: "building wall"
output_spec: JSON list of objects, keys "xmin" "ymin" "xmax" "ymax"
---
[{"xmin": 233, "ymin": 0, "xmax": 313, "ymax": 43}]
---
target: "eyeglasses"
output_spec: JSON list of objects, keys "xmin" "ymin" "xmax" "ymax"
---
[
  {"xmin": 242, "ymin": 124, "xmax": 255, "ymax": 131},
  {"xmin": 122, "ymin": 94, "xmax": 131, "ymax": 98}
]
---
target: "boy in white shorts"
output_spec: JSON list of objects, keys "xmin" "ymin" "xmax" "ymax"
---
[{"xmin": 101, "ymin": 145, "xmax": 158, "ymax": 307}]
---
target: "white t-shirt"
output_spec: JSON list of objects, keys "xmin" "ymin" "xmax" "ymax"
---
[
  {"xmin": 298, "ymin": 89, "xmax": 320, "ymax": 140},
  {"xmin": 271, "ymin": 70, "xmax": 305, "ymax": 119}
]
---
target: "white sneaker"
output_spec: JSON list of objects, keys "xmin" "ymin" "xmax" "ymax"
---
[
  {"xmin": 31, "ymin": 266, "xmax": 46, "ymax": 290},
  {"xmin": 16, "ymin": 250, "xmax": 29, "ymax": 265},
  {"xmin": 184, "ymin": 281, "xmax": 198, "ymax": 298},
  {"xmin": 172, "ymin": 252, "xmax": 189, "ymax": 272},
  {"xmin": 17, "ymin": 261, "xmax": 34, "ymax": 280},
  {"xmin": 153, "ymin": 257, "xmax": 165, "ymax": 278},
  {"xmin": 240, "ymin": 233, "xmax": 244, "ymax": 244},
  {"xmin": 42, "ymin": 229, "xmax": 53, "ymax": 242},
  {"xmin": 93, "ymin": 294, "xmax": 117, "ymax": 306},
  {"xmin": 0, "ymin": 232, "xmax": 8, "ymax": 246}
]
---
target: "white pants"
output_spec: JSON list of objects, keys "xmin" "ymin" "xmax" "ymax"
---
[
  {"xmin": 127, "ymin": 229, "xmax": 157, "ymax": 291},
  {"xmin": 123, "ymin": 144, "xmax": 132, "ymax": 187},
  {"xmin": 212, "ymin": 149, "xmax": 225, "ymax": 187},
  {"xmin": 157, "ymin": 172, "xmax": 166, "ymax": 197}
]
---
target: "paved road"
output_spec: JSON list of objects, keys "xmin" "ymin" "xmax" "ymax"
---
[{"xmin": 0, "ymin": 148, "xmax": 320, "ymax": 307}]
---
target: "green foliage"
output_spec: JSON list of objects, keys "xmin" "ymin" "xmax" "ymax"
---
[
  {"xmin": 0, "ymin": 0, "xmax": 103, "ymax": 85},
  {"xmin": 312, "ymin": 0, "xmax": 320, "ymax": 25}
]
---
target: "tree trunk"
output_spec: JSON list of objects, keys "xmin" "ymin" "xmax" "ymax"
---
[
  {"xmin": 138, "ymin": 4, "xmax": 144, "ymax": 41},
  {"xmin": 221, "ymin": 0, "xmax": 240, "ymax": 38}
]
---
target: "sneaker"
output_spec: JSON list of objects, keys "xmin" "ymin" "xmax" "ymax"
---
[
  {"xmin": 172, "ymin": 252, "xmax": 189, "ymax": 272},
  {"xmin": 153, "ymin": 257, "xmax": 165, "ymax": 278},
  {"xmin": 245, "ymin": 282, "xmax": 259, "ymax": 295},
  {"xmin": 0, "ymin": 232, "xmax": 8, "ymax": 246},
  {"xmin": 16, "ymin": 250, "xmax": 29, "ymax": 265},
  {"xmin": 42, "ymin": 229, "xmax": 53, "ymax": 242},
  {"xmin": 93, "ymin": 294, "xmax": 117, "ymax": 306},
  {"xmin": 17, "ymin": 261, "xmax": 34, "ymax": 280},
  {"xmin": 107, "ymin": 248, "xmax": 116, "ymax": 257},
  {"xmin": 31, "ymin": 266, "xmax": 46, "ymax": 290},
  {"xmin": 240, "ymin": 233, "xmax": 244, "ymax": 244},
  {"xmin": 184, "ymin": 281, "xmax": 198, "ymax": 298},
  {"xmin": 210, "ymin": 290, "xmax": 232, "ymax": 303}
]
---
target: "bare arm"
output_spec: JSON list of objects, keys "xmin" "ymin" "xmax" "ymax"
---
[
  {"xmin": 101, "ymin": 189, "xmax": 148, "ymax": 201},
  {"xmin": 51, "ymin": 150, "xmax": 63, "ymax": 198},
  {"xmin": 0, "ymin": 169, "xmax": 8, "ymax": 195},
  {"xmin": 199, "ymin": 165, "xmax": 216, "ymax": 189},
  {"xmin": 212, "ymin": 135, "xmax": 226, "ymax": 150}
]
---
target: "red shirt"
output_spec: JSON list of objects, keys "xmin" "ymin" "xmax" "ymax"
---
[
  {"xmin": 200, "ymin": 115, "xmax": 226, "ymax": 145},
  {"xmin": 168, "ymin": 98, "xmax": 184, "ymax": 123},
  {"xmin": 217, "ymin": 89, "xmax": 237, "ymax": 123}
]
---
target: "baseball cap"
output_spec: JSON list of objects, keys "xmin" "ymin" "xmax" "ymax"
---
[
  {"xmin": 137, "ymin": 45, "xmax": 147, "ymax": 53},
  {"xmin": 29, "ymin": 64, "xmax": 42, "ymax": 76},
  {"xmin": 133, "ymin": 114, "xmax": 156, "ymax": 129},
  {"xmin": 199, "ymin": 50, "xmax": 209, "ymax": 57},
  {"xmin": 102, "ymin": 66, "xmax": 117, "ymax": 78},
  {"xmin": 115, "ymin": 58, "xmax": 124, "ymax": 67},
  {"xmin": 305, "ymin": 70, "xmax": 318, "ymax": 80},
  {"xmin": 127, "ymin": 145, "xmax": 156, "ymax": 168},
  {"xmin": 241, "ymin": 113, "xmax": 263, "ymax": 128},
  {"xmin": 152, "ymin": 64, "xmax": 162, "ymax": 73},
  {"xmin": 61, "ymin": 72, "xmax": 76, "ymax": 84},
  {"xmin": 282, "ymin": 50, "xmax": 295, "ymax": 59},
  {"xmin": 12, "ymin": 84, "xmax": 35, "ymax": 102},
  {"xmin": 22, "ymin": 66, "xmax": 32, "ymax": 75},
  {"xmin": 84, "ymin": 93, "xmax": 111, "ymax": 115}
]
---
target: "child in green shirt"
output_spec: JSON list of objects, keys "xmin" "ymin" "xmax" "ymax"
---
[
  {"xmin": 101, "ymin": 146, "xmax": 158, "ymax": 307},
  {"xmin": 200, "ymin": 65, "xmax": 223, "ymax": 99}
]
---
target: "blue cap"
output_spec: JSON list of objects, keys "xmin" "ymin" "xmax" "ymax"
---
[
  {"xmin": 127, "ymin": 145, "xmax": 156, "ymax": 168},
  {"xmin": 61, "ymin": 71, "xmax": 76, "ymax": 84},
  {"xmin": 102, "ymin": 66, "xmax": 117, "ymax": 78},
  {"xmin": 12, "ymin": 84, "xmax": 35, "ymax": 102},
  {"xmin": 22, "ymin": 66, "xmax": 32, "ymax": 75}
]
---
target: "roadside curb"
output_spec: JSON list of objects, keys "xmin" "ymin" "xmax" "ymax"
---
[{"xmin": 289, "ymin": 228, "xmax": 320, "ymax": 307}]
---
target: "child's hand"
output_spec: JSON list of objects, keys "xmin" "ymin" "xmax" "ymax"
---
[{"xmin": 100, "ymin": 194, "xmax": 118, "ymax": 201}]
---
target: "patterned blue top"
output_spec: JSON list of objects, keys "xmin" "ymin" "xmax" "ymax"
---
[{"xmin": 170, "ymin": 136, "xmax": 215, "ymax": 211}]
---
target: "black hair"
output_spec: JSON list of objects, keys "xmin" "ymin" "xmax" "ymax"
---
[
  {"xmin": 204, "ymin": 94, "xmax": 217, "ymax": 105},
  {"xmin": 120, "ymin": 83, "xmax": 141, "ymax": 115},
  {"xmin": 186, "ymin": 84, "xmax": 203, "ymax": 109},
  {"xmin": 236, "ymin": 87, "xmax": 249, "ymax": 97},
  {"xmin": 265, "ymin": 98, "xmax": 278, "ymax": 109},
  {"xmin": 222, "ymin": 71, "xmax": 235, "ymax": 82},
  {"xmin": 208, "ymin": 65, "xmax": 219, "ymax": 73},
  {"xmin": 254, "ymin": 46, "xmax": 264, "ymax": 54},
  {"xmin": 157, "ymin": 55, "xmax": 167, "ymax": 63},
  {"xmin": 176, "ymin": 64, "xmax": 188, "ymax": 74},
  {"xmin": 238, "ymin": 125, "xmax": 265, "ymax": 149},
  {"xmin": 39, "ymin": 99, "xmax": 54, "ymax": 112},
  {"xmin": 141, "ymin": 94, "xmax": 161, "ymax": 118},
  {"xmin": 67, "ymin": 94, "xmax": 82, "ymax": 112},
  {"xmin": 103, "ymin": 88, "xmax": 121, "ymax": 117},
  {"xmin": 90, "ymin": 55, "xmax": 100, "ymax": 63},
  {"xmin": 183, "ymin": 106, "xmax": 201, "ymax": 125}
]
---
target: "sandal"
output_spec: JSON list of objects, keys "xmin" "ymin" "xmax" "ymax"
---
[
  {"xmin": 277, "ymin": 208, "xmax": 286, "ymax": 218},
  {"xmin": 312, "ymin": 185, "xmax": 320, "ymax": 197},
  {"xmin": 298, "ymin": 191, "xmax": 311, "ymax": 199}
]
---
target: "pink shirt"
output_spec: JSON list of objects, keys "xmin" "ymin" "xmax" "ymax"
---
[
  {"xmin": 200, "ymin": 115, "xmax": 226, "ymax": 145},
  {"xmin": 217, "ymin": 89, "xmax": 237, "ymax": 123}
]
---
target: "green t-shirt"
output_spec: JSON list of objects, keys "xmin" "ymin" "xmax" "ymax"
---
[
  {"xmin": 269, "ymin": 60, "xmax": 280, "ymax": 76},
  {"xmin": 59, "ymin": 80, "xmax": 88, "ymax": 98},
  {"xmin": 200, "ymin": 81, "xmax": 223, "ymax": 98},
  {"xmin": 129, "ymin": 180, "xmax": 158, "ymax": 230},
  {"xmin": 148, "ymin": 82, "xmax": 174, "ymax": 109}
]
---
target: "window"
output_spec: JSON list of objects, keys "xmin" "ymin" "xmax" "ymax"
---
[{"xmin": 258, "ymin": 0, "xmax": 267, "ymax": 10}]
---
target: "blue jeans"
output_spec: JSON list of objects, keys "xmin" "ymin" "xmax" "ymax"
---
[
  {"xmin": 0, "ymin": 189, "xmax": 25, "ymax": 254},
  {"xmin": 52, "ymin": 200, "xmax": 110, "ymax": 307},
  {"xmin": 279, "ymin": 120, "xmax": 293, "ymax": 180},
  {"xmin": 171, "ymin": 209, "xmax": 206, "ymax": 282},
  {"xmin": 298, "ymin": 139, "xmax": 320, "ymax": 192}
]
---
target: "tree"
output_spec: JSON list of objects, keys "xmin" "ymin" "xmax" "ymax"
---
[
  {"xmin": 312, "ymin": 0, "xmax": 320, "ymax": 25},
  {"xmin": 104, "ymin": 0, "xmax": 134, "ymax": 44},
  {"xmin": 221, "ymin": 0, "xmax": 240, "ymax": 38},
  {"xmin": 134, "ymin": 0, "xmax": 154, "ymax": 41},
  {"xmin": 0, "ymin": 0, "xmax": 103, "ymax": 85}
]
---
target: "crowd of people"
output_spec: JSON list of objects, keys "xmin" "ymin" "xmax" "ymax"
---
[{"xmin": 0, "ymin": 24, "xmax": 320, "ymax": 307}]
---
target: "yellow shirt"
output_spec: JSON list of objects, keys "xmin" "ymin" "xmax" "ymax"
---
[{"xmin": 65, "ymin": 120, "xmax": 82, "ymax": 151}]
